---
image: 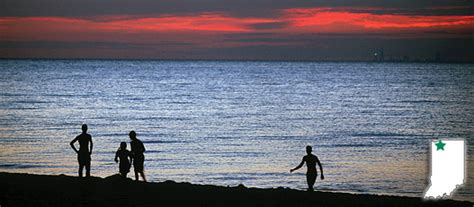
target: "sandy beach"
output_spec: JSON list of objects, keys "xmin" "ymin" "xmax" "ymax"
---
[{"xmin": 0, "ymin": 172, "xmax": 471, "ymax": 207}]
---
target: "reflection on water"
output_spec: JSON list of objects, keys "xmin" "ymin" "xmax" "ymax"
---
[{"xmin": 0, "ymin": 60, "xmax": 473, "ymax": 202}]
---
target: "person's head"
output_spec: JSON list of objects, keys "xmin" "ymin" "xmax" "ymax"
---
[
  {"xmin": 81, "ymin": 124, "xmax": 88, "ymax": 133},
  {"xmin": 129, "ymin": 130, "xmax": 136, "ymax": 140},
  {"xmin": 120, "ymin": 142, "xmax": 127, "ymax": 150},
  {"xmin": 306, "ymin": 145, "xmax": 312, "ymax": 154}
]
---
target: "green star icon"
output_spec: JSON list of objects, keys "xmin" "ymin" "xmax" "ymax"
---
[{"xmin": 435, "ymin": 140, "xmax": 446, "ymax": 151}]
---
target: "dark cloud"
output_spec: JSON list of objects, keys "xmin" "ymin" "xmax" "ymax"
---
[
  {"xmin": 200, "ymin": 37, "xmax": 474, "ymax": 61},
  {"xmin": 358, "ymin": 7, "xmax": 474, "ymax": 16},
  {"xmin": 423, "ymin": 29, "xmax": 474, "ymax": 38},
  {"xmin": 0, "ymin": 41, "xmax": 194, "ymax": 50},
  {"xmin": 1, "ymin": 0, "xmax": 472, "ymax": 18},
  {"xmin": 2, "ymin": 37, "xmax": 473, "ymax": 61},
  {"xmin": 0, "ymin": 41, "xmax": 140, "ymax": 50},
  {"xmin": 222, "ymin": 32, "xmax": 460, "ymax": 45}
]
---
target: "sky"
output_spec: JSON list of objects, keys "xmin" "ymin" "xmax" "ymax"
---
[{"xmin": 0, "ymin": 0, "xmax": 473, "ymax": 61}]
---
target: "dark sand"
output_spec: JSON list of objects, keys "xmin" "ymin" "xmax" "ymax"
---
[{"xmin": 0, "ymin": 172, "xmax": 471, "ymax": 207}]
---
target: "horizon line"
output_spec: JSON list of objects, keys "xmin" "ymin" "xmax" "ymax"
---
[{"xmin": 1, "ymin": 57, "xmax": 473, "ymax": 64}]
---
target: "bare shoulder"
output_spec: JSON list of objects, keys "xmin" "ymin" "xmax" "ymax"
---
[
  {"xmin": 71, "ymin": 135, "xmax": 80, "ymax": 142},
  {"xmin": 303, "ymin": 155, "xmax": 309, "ymax": 161},
  {"xmin": 314, "ymin": 155, "xmax": 321, "ymax": 161}
]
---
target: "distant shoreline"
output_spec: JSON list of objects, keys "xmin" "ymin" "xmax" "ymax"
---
[
  {"xmin": 1, "ymin": 58, "xmax": 473, "ymax": 64},
  {"xmin": 0, "ymin": 172, "xmax": 471, "ymax": 207}
]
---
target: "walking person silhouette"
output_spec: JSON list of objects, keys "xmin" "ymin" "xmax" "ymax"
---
[
  {"xmin": 115, "ymin": 142, "xmax": 133, "ymax": 178},
  {"xmin": 70, "ymin": 124, "xmax": 93, "ymax": 177},
  {"xmin": 129, "ymin": 131, "xmax": 147, "ymax": 182},
  {"xmin": 290, "ymin": 145, "xmax": 324, "ymax": 191}
]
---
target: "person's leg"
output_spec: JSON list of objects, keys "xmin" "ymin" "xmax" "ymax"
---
[
  {"xmin": 140, "ymin": 172, "xmax": 147, "ymax": 182},
  {"xmin": 78, "ymin": 154, "xmax": 83, "ymax": 177},
  {"xmin": 79, "ymin": 164, "xmax": 84, "ymax": 177},
  {"xmin": 306, "ymin": 173, "xmax": 316, "ymax": 192},
  {"xmin": 120, "ymin": 164, "xmax": 128, "ymax": 178},
  {"xmin": 85, "ymin": 162, "xmax": 91, "ymax": 177},
  {"xmin": 134, "ymin": 158, "xmax": 145, "ymax": 181}
]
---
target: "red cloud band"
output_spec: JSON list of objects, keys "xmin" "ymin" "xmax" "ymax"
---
[
  {"xmin": 284, "ymin": 8, "xmax": 474, "ymax": 29},
  {"xmin": 0, "ymin": 8, "xmax": 473, "ymax": 42}
]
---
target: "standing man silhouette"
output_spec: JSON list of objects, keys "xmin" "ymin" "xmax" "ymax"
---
[
  {"xmin": 70, "ymin": 124, "xmax": 93, "ymax": 177},
  {"xmin": 129, "ymin": 130, "xmax": 147, "ymax": 182},
  {"xmin": 290, "ymin": 145, "xmax": 324, "ymax": 191}
]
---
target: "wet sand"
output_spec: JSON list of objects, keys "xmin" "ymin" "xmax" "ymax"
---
[{"xmin": 0, "ymin": 172, "xmax": 471, "ymax": 207}]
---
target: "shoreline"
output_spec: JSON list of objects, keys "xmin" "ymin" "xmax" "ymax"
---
[{"xmin": 0, "ymin": 172, "xmax": 471, "ymax": 207}]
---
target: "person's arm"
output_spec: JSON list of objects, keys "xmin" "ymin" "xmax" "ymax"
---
[
  {"xmin": 70, "ymin": 137, "xmax": 79, "ymax": 153},
  {"xmin": 290, "ymin": 158, "xmax": 305, "ymax": 173},
  {"xmin": 141, "ymin": 141, "xmax": 146, "ymax": 153},
  {"xmin": 115, "ymin": 151, "xmax": 119, "ymax": 163},
  {"xmin": 317, "ymin": 156, "xmax": 324, "ymax": 180},
  {"xmin": 89, "ymin": 136, "xmax": 93, "ymax": 155}
]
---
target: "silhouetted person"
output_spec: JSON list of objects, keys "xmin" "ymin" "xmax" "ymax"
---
[
  {"xmin": 115, "ymin": 142, "xmax": 133, "ymax": 178},
  {"xmin": 129, "ymin": 131, "xmax": 147, "ymax": 182},
  {"xmin": 70, "ymin": 124, "xmax": 93, "ymax": 177},
  {"xmin": 290, "ymin": 145, "xmax": 324, "ymax": 191}
]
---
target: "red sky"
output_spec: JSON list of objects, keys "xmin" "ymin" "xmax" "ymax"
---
[{"xmin": 1, "ymin": 3, "xmax": 473, "ymax": 61}]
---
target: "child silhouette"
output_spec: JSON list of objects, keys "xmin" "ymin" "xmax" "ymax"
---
[{"xmin": 115, "ymin": 142, "xmax": 133, "ymax": 178}]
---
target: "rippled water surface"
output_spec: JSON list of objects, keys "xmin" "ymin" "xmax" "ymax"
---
[{"xmin": 0, "ymin": 60, "xmax": 473, "ymax": 201}]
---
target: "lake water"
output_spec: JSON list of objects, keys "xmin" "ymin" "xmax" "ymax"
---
[{"xmin": 0, "ymin": 60, "xmax": 473, "ymax": 201}]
